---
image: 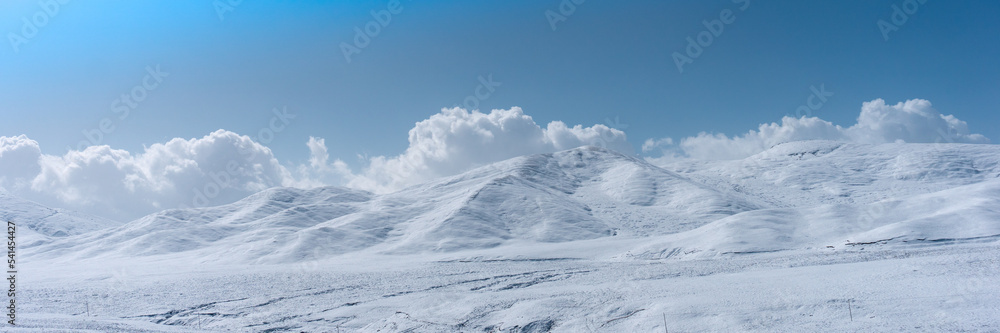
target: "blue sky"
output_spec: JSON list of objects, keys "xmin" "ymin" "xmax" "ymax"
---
[
  {"xmin": 1, "ymin": 0, "xmax": 998, "ymax": 220},
  {"xmin": 3, "ymin": 0, "xmax": 997, "ymax": 163}
]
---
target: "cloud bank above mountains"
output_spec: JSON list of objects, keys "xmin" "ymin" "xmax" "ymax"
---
[
  {"xmin": 0, "ymin": 99, "xmax": 989, "ymax": 221},
  {"xmin": 643, "ymin": 99, "xmax": 989, "ymax": 161},
  {"xmin": 0, "ymin": 107, "xmax": 629, "ymax": 221},
  {"xmin": 2, "ymin": 131, "xmax": 292, "ymax": 222},
  {"xmin": 338, "ymin": 107, "xmax": 630, "ymax": 193}
]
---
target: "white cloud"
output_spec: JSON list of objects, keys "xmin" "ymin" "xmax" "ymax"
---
[
  {"xmin": 641, "ymin": 137, "xmax": 673, "ymax": 153},
  {"xmin": 0, "ymin": 135, "xmax": 42, "ymax": 190},
  {"xmin": 327, "ymin": 107, "xmax": 631, "ymax": 193},
  {"xmin": 645, "ymin": 99, "xmax": 989, "ymax": 162},
  {"xmin": 848, "ymin": 99, "xmax": 987, "ymax": 144},
  {"xmin": 1, "ymin": 130, "xmax": 294, "ymax": 222},
  {"xmin": 289, "ymin": 136, "xmax": 352, "ymax": 189}
]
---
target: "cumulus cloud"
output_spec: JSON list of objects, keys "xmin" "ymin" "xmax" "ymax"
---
[
  {"xmin": 288, "ymin": 137, "xmax": 352, "ymax": 189},
  {"xmin": 641, "ymin": 137, "xmax": 673, "ymax": 153},
  {"xmin": 645, "ymin": 99, "xmax": 989, "ymax": 161},
  {"xmin": 320, "ymin": 107, "xmax": 630, "ymax": 193},
  {"xmin": 0, "ymin": 135, "xmax": 42, "ymax": 190},
  {"xmin": 848, "ymin": 99, "xmax": 988, "ymax": 144},
  {"xmin": 1, "ymin": 130, "xmax": 294, "ymax": 222}
]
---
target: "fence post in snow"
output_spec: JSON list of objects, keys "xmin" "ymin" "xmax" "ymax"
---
[{"xmin": 848, "ymin": 299, "xmax": 853, "ymax": 322}]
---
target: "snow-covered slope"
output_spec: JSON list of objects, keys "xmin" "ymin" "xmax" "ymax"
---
[
  {"xmin": 27, "ymin": 146, "xmax": 764, "ymax": 262},
  {"xmin": 376, "ymin": 146, "xmax": 763, "ymax": 253},
  {"xmin": 0, "ymin": 189, "xmax": 121, "ymax": 246},
  {"xmin": 661, "ymin": 140, "xmax": 1000, "ymax": 208},
  {"xmin": 28, "ymin": 186, "xmax": 374, "ymax": 261},
  {"xmin": 619, "ymin": 141, "xmax": 1000, "ymax": 258},
  {"xmin": 630, "ymin": 179, "xmax": 1000, "ymax": 259}
]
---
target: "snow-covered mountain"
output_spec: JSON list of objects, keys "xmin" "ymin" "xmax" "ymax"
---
[
  {"xmin": 25, "ymin": 142, "xmax": 1000, "ymax": 264},
  {"xmin": 27, "ymin": 146, "xmax": 765, "ymax": 262},
  {"xmin": 0, "ymin": 188, "xmax": 121, "ymax": 246},
  {"xmin": 663, "ymin": 140, "xmax": 1000, "ymax": 207},
  {"xmin": 625, "ymin": 140, "xmax": 1000, "ymax": 258},
  {"xmin": 629, "ymin": 179, "xmax": 1000, "ymax": 259}
]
